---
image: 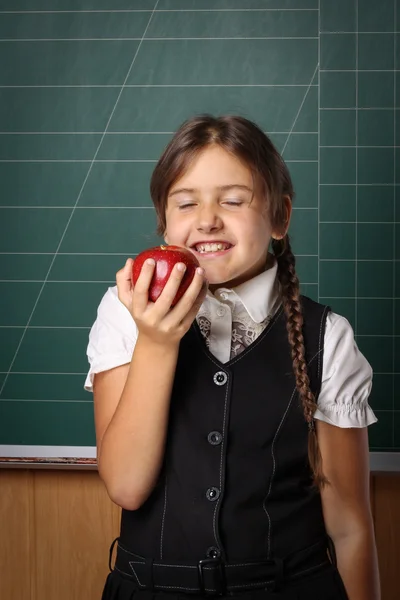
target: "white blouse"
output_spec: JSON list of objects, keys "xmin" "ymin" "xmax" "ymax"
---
[{"xmin": 85, "ymin": 261, "xmax": 377, "ymax": 429}]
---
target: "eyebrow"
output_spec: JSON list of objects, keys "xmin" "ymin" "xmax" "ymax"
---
[{"xmin": 168, "ymin": 184, "xmax": 253, "ymax": 197}]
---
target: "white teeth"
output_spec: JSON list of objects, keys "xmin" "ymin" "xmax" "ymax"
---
[{"xmin": 195, "ymin": 243, "xmax": 230, "ymax": 253}]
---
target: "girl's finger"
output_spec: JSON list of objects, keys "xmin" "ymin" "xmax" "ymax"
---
[
  {"xmin": 151, "ymin": 262, "xmax": 191, "ymax": 316},
  {"xmin": 124, "ymin": 257, "xmax": 134, "ymax": 276},
  {"xmin": 178, "ymin": 280, "xmax": 208, "ymax": 330},
  {"xmin": 131, "ymin": 258, "xmax": 156, "ymax": 313},
  {"xmin": 116, "ymin": 257, "xmax": 133, "ymax": 280},
  {"xmin": 163, "ymin": 268, "xmax": 207, "ymax": 326},
  {"xmin": 116, "ymin": 258, "xmax": 134, "ymax": 301}
]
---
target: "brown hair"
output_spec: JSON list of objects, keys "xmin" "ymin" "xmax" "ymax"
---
[{"xmin": 150, "ymin": 115, "xmax": 327, "ymax": 487}]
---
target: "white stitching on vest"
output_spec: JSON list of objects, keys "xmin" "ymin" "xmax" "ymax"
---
[
  {"xmin": 128, "ymin": 563, "xmax": 143, "ymax": 586},
  {"xmin": 229, "ymin": 579, "xmax": 274, "ymax": 589},
  {"xmin": 160, "ymin": 473, "xmax": 167, "ymax": 559},
  {"xmin": 117, "ymin": 564, "xmax": 205, "ymax": 592},
  {"xmin": 127, "ymin": 564, "xmax": 210, "ymax": 592},
  {"xmin": 114, "ymin": 564, "xmax": 144, "ymax": 586},
  {"xmin": 262, "ymin": 335, "xmax": 327, "ymax": 559},
  {"xmin": 225, "ymin": 561, "xmax": 266, "ymax": 568},
  {"xmin": 117, "ymin": 558, "xmax": 329, "ymax": 592},
  {"xmin": 125, "ymin": 559, "xmax": 269, "ymax": 570},
  {"xmin": 153, "ymin": 563, "xmax": 195, "ymax": 569},
  {"xmin": 290, "ymin": 561, "xmax": 328, "ymax": 579},
  {"xmin": 263, "ymin": 387, "xmax": 297, "ymax": 558},
  {"xmin": 117, "ymin": 541, "xmax": 143, "ymax": 558},
  {"xmin": 213, "ymin": 378, "xmax": 230, "ymax": 548},
  {"xmin": 153, "ymin": 584, "xmax": 210, "ymax": 591},
  {"xmin": 227, "ymin": 560, "xmax": 328, "ymax": 590}
]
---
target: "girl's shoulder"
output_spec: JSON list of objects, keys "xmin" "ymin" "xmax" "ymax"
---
[
  {"xmin": 95, "ymin": 285, "xmax": 137, "ymax": 333},
  {"xmin": 84, "ymin": 287, "xmax": 138, "ymax": 392},
  {"xmin": 299, "ymin": 295, "xmax": 355, "ymax": 341}
]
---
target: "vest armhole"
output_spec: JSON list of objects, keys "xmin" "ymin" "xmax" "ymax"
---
[{"xmin": 299, "ymin": 295, "xmax": 331, "ymax": 403}]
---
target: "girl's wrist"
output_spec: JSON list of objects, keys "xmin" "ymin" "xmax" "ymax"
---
[{"xmin": 135, "ymin": 332, "xmax": 181, "ymax": 354}]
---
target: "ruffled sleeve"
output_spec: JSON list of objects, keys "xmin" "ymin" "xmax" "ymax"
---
[
  {"xmin": 84, "ymin": 286, "xmax": 138, "ymax": 392},
  {"xmin": 314, "ymin": 312, "xmax": 377, "ymax": 428}
]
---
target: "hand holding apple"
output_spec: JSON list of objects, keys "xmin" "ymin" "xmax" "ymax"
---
[
  {"xmin": 132, "ymin": 245, "xmax": 200, "ymax": 307},
  {"xmin": 116, "ymin": 246, "xmax": 206, "ymax": 346}
]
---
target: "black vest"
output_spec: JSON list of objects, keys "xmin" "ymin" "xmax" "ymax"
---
[{"xmin": 119, "ymin": 296, "xmax": 330, "ymax": 564}]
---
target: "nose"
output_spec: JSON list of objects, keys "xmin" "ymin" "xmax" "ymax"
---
[{"xmin": 196, "ymin": 204, "xmax": 223, "ymax": 233}]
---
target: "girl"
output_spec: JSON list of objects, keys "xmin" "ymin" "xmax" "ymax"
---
[{"xmin": 85, "ymin": 115, "xmax": 380, "ymax": 600}]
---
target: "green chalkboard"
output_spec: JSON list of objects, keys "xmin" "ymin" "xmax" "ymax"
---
[{"xmin": 0, "ymin": 0, "xmax": 398, "ymax": 454}]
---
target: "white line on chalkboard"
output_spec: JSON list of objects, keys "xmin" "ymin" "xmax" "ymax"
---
[
  {"xmin": 322, "ymin": 31, "xmax": 399, "ymax": 34},
  {"xmin": 354, "ymin": 0, "xmax": 359, "ymax": 340},
  {"xmin": 320, "ymin": 258, "xmax": 399, "ymax": 262},
  {"xmin": 281, "ymin": 64, "xmax": 318, "ymax": 157},
  {"xmin": 0, "ymin": 281, "xmax": 115, "ymax": 284},
  {"xmin": 0, "ymin": 84, "xmax": 320, "ymax": 88},
  {"xmin": 320, "ymin": 183, "xmax": 399, "ymax": 186},
  {"xmin": 0, "ymin": 9, "xmax": 320, "ymax": 14},
  {"xmin": 317, "ymin": 0, "xmax": 321, "ymax": 303},
  {"xmin": 0, "ymin": 131, "xmax": 318, "ymax": 135},
  {"xmin": 0, "ymin": 399, "xmax": 94, "ymax": 403},
  {"xmin": 0, "ymin": 37, "xmax": 319, "ymax": 41},
  {"xmin": 320, "ymin": 146, "xmax": 399, "ymax": 149},
  {"xmin": 0, "ymin": 372, "xmax": 87, "ymax": 375},
  {"xmin": 321, "ymin": 108, "xmax": 398, "ymax": 111},
  {"xmin": 392, "ymin": 0, "xmax": 397, "ymax": 447},
  {"xmin": 319, "ymin": 221, "xmax": 397, "ymax": 224},
  {"xmin": 319, "ymin": 298, "xmax": 400, "ymax": 301},
  {"xmin": 0, "ymin": 206, "xmax": 155, "ymax": 209}
]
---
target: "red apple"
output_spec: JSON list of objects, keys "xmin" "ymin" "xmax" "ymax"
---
[{"xmin": 132, "ymin": 245, "xmax": 200, "ymax": 306}]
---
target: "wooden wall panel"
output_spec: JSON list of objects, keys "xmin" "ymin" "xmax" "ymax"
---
[
  {"xmin": 0, "ymin": 470, "xmax": 399, "ymax": 600},
  {"xmin": 372, "ymin": 475, "xmax": 400, "ymax": 600},
  {"xmin": 33, "ymin": 470, "xmax": 120, "ymax": 600},
  {"xmin": 0, "ymin": 470, "xmax": 120, "ymax": 600},
  {"xmin": 0, "ymin": 470, "xmax": 35, "ymax": 600}
]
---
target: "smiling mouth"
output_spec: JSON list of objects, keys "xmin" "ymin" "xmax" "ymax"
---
[{"xmin": 192, "ymin": 242, "xmax": 233, "ymax": 254}]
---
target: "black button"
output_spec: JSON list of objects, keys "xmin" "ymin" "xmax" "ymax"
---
[
  {"xmin": 206, "ymin": 546, "xmax": 221, "ymax": 559},
  {"xmin": 208, "ymin": 431, "xmax": 222, "ymax": 446},
  {"xmin": 213, "ymin": 371, "xmax": 227, "ymax": 386},
  {"xmin": 206, "ymin": 487, "xmax": 220, "ymax": 501}
]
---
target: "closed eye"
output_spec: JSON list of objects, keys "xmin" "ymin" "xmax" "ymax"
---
[
  {"xmin": 223, "ymin": 200, "xmax": 244, "ymax": 206},
  {"xmin": 178, "ymin": 203, "xmax": 196, "ymax": 210}
]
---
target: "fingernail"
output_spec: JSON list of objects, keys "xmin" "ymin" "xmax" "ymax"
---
[
  {"xmin": 177, "ymin": 263, "xmax": 186, "ymax": 272},
  {"xmin": 146, "ymin": 258, "xmax": 155, "ymax": 266},
  {"xmin": 196, "ymin": 267, "xmax": 205, "ymax": 276}
]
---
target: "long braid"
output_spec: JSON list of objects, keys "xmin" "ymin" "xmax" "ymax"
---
[{"xmin": 272, "ymin": 236, "xmax": 328, "ymax": 488}]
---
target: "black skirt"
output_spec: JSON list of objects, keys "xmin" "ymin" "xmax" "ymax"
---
[{"xmin": 101, "ymin": 563, "xmax": 348, "ymax": 600}]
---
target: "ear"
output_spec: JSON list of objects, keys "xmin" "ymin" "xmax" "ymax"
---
[{"xmin": 271, "ymin": 195, "xmax": 292, "ymax": 240}]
